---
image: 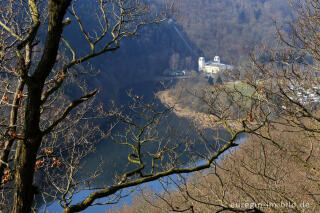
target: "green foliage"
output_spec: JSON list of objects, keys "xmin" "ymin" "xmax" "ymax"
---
[
  {"xmin": 208, "ymin": 76, "xmax": 214, "ymax": 85},
  {"xmin": 225, "ymin": 81, "xmax": 255, "ymax": 97},
  {"xmin": 215, "ymin": 75, "xmax": 223, "ymax": 85}
]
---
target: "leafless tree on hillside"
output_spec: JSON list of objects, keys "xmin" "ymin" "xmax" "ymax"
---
[{"xmin": 113, "ymin": 0, "xmax": 320, "ymax": 212}]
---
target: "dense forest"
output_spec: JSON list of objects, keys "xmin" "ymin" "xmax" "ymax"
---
[
  {"xmin": 61, "ymin": 12, "xmax": 201, "ymax": 102},
  {"xmin": 176, "ymin": 0, "xmax": 293, "ymax": 64},
  {"xmin": 1, "ymin": 0, "xmax": 317, "ymax": 213},
  {"xmin": 66, "ymin": 0, "xmax": 295, "ymax": 101}
]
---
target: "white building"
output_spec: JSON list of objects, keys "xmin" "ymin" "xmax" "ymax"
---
[{"xmin": 198, "ymin": 56, "xmax": 233, "ymax": 75}]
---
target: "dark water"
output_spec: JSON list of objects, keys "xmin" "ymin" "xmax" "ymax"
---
[{"xmin": 41, "ymin": 80, "xmax": 242, "ymax": 212}]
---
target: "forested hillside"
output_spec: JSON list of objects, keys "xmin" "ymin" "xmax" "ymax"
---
[
  {"xmin": 63, "ymin": 0, "xmax": 294, "ymax": 102},
  {"xmin": 176, "ymin": 0, "xmax": 293, "ymax": 64},
  {"xmin": 0, "ymin": 0, "xmax": 310, "ymax": 212},
  {"xmin": 84, "ymin": 22, "xmax": 201, "ymax": 102},
  {"xmin": 112, "ymin": 1, "xmax": 320, "ymax": 212},
  {"xmin": 61, "ymin": 1, "xmax": 201, "ymax": 102}
]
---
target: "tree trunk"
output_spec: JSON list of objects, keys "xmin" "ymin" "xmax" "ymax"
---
[
  {"xmin": 12, "ymin": 80, "xmax": 43, "ymax": 213},
  {"xmin": 13, "ymin": 139, "xmax": 41, "ymax": 213},
  {"xmin": 12, "ymin": 1, "xmax": 71, "ymax": 212}
]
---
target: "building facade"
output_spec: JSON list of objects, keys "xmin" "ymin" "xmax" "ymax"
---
[{"xmin": 198, "ymin": 56, "xmax": 233, "ymax": 75}]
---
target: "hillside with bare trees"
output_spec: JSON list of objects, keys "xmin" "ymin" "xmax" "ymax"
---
[
  {"xmin": 113, "ymin": 0, "xmax": 320, "ymax": 212},
  {"xmin": 176, "ymin": 0, "xmax": 293, "ymax": 65}
]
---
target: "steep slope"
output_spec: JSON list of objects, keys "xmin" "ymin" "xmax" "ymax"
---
[
  {"xmin": 177, "ymin": 0, "xmax": 293, "ymax": 65},
  {"xmin": 61, "ymin": 0, "xmax": 294, "ymax": 101},
  {"xmin": 62, "ymin": 15, "xmax": 201, "ymax": 102}
]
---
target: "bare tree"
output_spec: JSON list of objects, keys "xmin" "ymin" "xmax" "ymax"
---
[
  {"xmin": 113, "ymin": 0, "xmax": 320, "ymax": 212},
  {"xmin": 0, "ymin": 0, "xmax": 171, "ymax": 212},
  {"xmin": 0, "ymin": 1, "xmax": 265, "ymax": 213}
]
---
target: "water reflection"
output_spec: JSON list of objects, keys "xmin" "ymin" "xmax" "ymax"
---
[{"xmin": 40, "ymin": 81, "xmax": 246, "ymax": 212}]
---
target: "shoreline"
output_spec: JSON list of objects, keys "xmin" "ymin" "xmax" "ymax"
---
[
  {"xmin": 156, "ymin": 90, "xmax": 216, "ymax": 130},
  {"xmin": 156, "ymin": 89, "xmax": 243, "ymax": 130}
]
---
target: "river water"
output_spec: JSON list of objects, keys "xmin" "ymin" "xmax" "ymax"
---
[{"xmin": 40, "ymin": 79, "xmax": 246, "ymax": 212}]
